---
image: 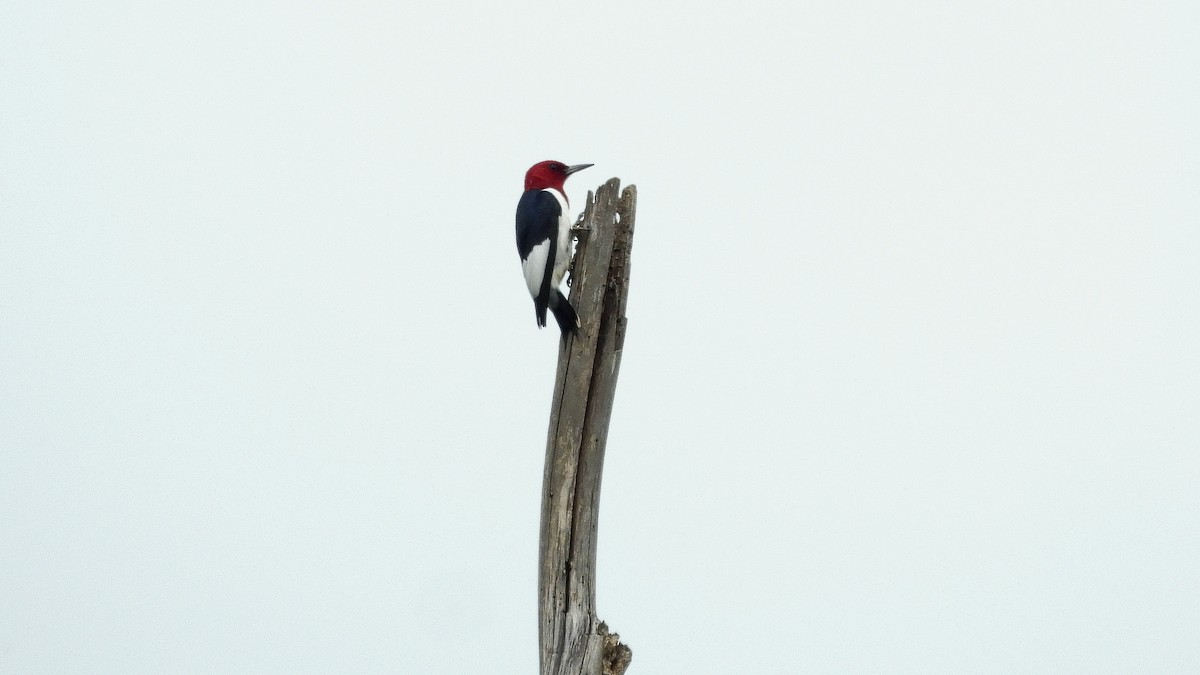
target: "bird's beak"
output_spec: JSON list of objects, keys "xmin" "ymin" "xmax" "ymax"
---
[{"xmin": 564, "ymin": 163, "xmax": 593, "ymax": 176}]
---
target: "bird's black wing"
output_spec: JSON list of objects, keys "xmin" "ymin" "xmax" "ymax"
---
[
  {"xmin": 515, "ymin": 190, "xmax": 563, "ymax": 327},
  {"xmin": 515, "ymin": 189, "xmax": 561, "ymax": 258}
]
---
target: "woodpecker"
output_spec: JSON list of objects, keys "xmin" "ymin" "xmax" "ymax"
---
[{"xmin": 515, "ymin": 160, "xmax": 592, "ymax": 335}]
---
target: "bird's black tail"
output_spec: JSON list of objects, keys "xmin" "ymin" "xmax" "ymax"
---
[{"xmin": 548, "ymin": 290, "xmax": 579, "ymax": 336}]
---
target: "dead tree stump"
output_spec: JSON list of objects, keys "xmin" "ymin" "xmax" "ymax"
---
[{"xmin": 538, "ymin": 178, "xmax": 636, "ymax": 675}]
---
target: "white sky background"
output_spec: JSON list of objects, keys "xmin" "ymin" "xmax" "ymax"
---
[{"xmin": 2, "ymin": 1, "xmax": 1198, "ymax": 672}]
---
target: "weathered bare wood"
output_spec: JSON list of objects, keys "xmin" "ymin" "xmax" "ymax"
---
[{"xmin": 539, "ymin": 179, "xmax": 636, "ymax": 675}]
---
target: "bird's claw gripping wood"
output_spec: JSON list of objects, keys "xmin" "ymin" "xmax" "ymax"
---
[{"xmin": 571, "ymin": 206, "xmax": 591, "ymax": 233}]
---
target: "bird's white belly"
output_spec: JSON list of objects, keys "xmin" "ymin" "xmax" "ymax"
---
[{"xmin": 547, "ymin": 189, "xmax": 573, "ymax": 288}]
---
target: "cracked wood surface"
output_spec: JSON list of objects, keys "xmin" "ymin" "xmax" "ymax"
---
[{"xmin": 538, "ymin": 179, "xmax": 636, "ymax": 675}]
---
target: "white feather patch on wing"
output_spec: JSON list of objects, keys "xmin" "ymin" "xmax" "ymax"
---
[{"xmin": 522, "ymin": 239, "xmax": 551, "ymax": 298}]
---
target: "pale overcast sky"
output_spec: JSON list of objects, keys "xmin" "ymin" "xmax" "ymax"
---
[{"xmin": 2, "ymin": 1, "xmax": 1198, "ymax": 673}]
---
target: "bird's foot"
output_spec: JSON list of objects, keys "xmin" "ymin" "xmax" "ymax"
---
[{"xmin": 570, "ymin": 212, "xmax": 590, "ymax": 233}]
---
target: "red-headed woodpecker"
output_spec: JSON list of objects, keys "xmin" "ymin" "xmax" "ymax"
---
[{"xmin": 515, "ymin": 160, "xmax": 592, "ymax": 335}]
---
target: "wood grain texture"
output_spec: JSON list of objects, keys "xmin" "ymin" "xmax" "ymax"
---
[{"xmin": 538, "ymin": 179, "xmax": 636, "ymax": 675}]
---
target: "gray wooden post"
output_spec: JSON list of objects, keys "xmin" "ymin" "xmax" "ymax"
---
[{"xmin": 538, "ymin": 178, "xmax": 636, "ymax": 675}]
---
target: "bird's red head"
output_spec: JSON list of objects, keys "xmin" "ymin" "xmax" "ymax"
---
[{"xmin": 524, "ymin": 160, "xmax": 593, "ymax": 192}]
